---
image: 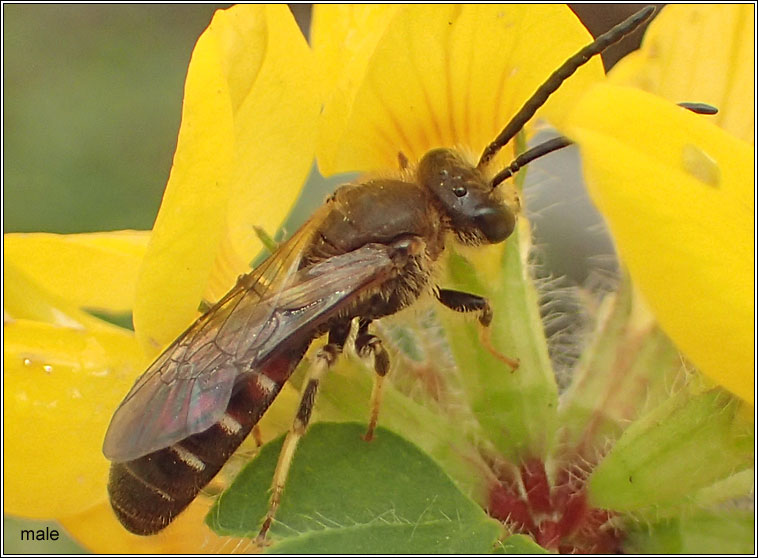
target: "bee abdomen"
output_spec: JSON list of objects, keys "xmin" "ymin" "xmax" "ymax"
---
[{"xmin": 107, "ymin": 367, "xmax": 290, "ymax": 535}]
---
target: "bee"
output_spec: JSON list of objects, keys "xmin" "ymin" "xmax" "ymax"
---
[{"xmin": 103, "ymin": 7, "xmax": 656, "ymax": 540}]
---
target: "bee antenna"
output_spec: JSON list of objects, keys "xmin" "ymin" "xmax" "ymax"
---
[
  {"xmin": 477, "ymin": 5, "xmax": 656, "ymax": 170},
  {"xmin": 677, "ymin": 102, "xmax": 719, "ymax": 115},
  {"xmin": 490, "ymin": 101, "xmax": 719, "ymax": 189},
  {"xmin": 490, "ymin": 136, "xmax": 572, "ymax": 189}
]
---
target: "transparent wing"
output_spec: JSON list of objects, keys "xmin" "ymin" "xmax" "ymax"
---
[
  {"xmin": 103, "ymin": 207, "xmax": 329, "ymax": 461},
  {"xmin": 103, "ymin": 239, "xmax": 402, "ymax": 462}
]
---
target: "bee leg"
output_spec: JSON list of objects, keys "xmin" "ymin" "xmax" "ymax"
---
[
  {"xmin": 435, "ymin": 288, "xmax": 520, "ymax": 370},
  {"xmin": 355, "ymin": 319, "xmax": 390, "ymax": 442},
  {"xmin": 257, "ymin": 322, "xmax": 350, "ymax": 544}
]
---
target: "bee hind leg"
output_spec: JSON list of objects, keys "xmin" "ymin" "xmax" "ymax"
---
[
  {"xmin": 256, "ymin": 322, "xmax": 350, "ymax": 544},
  {"xmin": 435, "ymin": 288, "xmax": 519, "ymax": 371},
  {"xmin": 355, "ymin": 318, "xmax": 390, "ymax": 442}
]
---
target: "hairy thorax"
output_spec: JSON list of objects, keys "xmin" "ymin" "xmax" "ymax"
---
[{"xmin": 301, "ymin": 178, "xmax": 448, "ymax": 322}]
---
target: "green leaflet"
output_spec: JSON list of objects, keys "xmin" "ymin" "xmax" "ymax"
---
[
  {"xmin": 588, "ymin": 389, "xmax": 753, "ymax": 511},
  {"xmin": 207, "ymin": 423, "xmax": 503, "ymax": 553},
  {"xmin": 623, "ymin": 509, "xmax": 755, "ymax": 554}
]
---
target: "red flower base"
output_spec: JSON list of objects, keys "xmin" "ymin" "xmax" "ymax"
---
[{"xmin": 488, "ymin": 457, "xmax": 622, "ymax": 553}]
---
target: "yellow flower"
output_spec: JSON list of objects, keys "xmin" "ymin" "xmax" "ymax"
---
[
  {"xmin": 313, "ymin": 4, "xmax": 602, "ymax": 175},
  {"xmin": 13, "ymin": 4, "xmax": 746, "ymax": 554},
  {"xmin": 5, "ymin": 5, "xmax": 318, "ymax": 552},
  {"xmin": 565, "ymin": 4, "xmax": 755, "ymax": 404}
]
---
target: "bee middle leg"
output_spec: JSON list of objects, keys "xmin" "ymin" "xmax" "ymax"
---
[
  {"xmin": 435, "ymin": 288, "xmax": 519, "ymax": 370},
  {"xmin": 354, "ymin": 318, "xmax": 390, "ymax": 442},
  {"xmin": 257, "ymin": 321, "xmax": 350, "ymax": 543}
]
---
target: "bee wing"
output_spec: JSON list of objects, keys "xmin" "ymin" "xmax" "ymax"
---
[
  {"xmin": 103, "ymin": 238, "xmax": 403, "ymax": 462},
  {"xmin": 103, "ymin": 207, "xmax": 330, "ymax": 462}
]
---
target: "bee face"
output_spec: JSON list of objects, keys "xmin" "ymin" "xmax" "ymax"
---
[{"xmin": 417, "ymin": 148, "xmax": 516, "ymax": 245}]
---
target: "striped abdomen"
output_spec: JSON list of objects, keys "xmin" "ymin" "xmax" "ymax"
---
[{"xmin": 107, "ymin": 352, "xmax": 302, "ymax": 535}]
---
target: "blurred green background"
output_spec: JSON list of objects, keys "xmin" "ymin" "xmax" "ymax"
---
[
  {"xmin": 4, "ymin": 5, "xmax": 230, "ymax": 234},
  {"xmin": 3, "ymin": 4, "xmax": 646, "ymax": 553}
]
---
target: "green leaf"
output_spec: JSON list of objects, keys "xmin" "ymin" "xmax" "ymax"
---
[
  {"xmin": 623, "ymin": 509, "xmax": 755, "ymax": 554},
  {"xmin": 207, "ymin": 422, "xmax": 502, "ymax": 553},
  {"xmin": 494, "ymin": 534, "xmax": 550, "ymax": 554},
  {"xmin": 689, "ymin": 468, "xmax": 755, "ymax": 510},
  {"xmin": 315, "ymin": 357, "xmax": 494, "ymax": 505},
  {"xmin": 588, "ymin": 389, "xmax": 753, "ymax": 511},
  {"xmin": 629, "ymin": 467, "xmax": 756, "ymax": 522}
]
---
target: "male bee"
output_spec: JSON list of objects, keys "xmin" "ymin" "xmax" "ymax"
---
[{"xmin": 103, "ymin": 7, "xmax": 656, "ymax": 539}]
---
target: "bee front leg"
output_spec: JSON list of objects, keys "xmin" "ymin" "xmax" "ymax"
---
[
  {"xmin": 257, "ymin": 322, "xmax": 350, "ymax": 544},
  {"xmin": 435, "ymin": 288, "xmax": 519, "ymax": 370},
  {"xmin": 355, "ymin": 318, "xmax": 390, "ymax": 442}
]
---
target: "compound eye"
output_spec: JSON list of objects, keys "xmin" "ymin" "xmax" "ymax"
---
[
  {"xmin": 475, "ymin": 204, "xmax": 516, "ymax": 243},
  {"xmin": 452, "ymin": 185, "xmax": 467, "ymax": 197}
]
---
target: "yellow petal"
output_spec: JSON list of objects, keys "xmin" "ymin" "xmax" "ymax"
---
[
  {"xmin": 610, "ymin": 4, "xmax": 755, "ymax": 144},
  {"xmin": 312, "ymin": 4, "xmax": 400, "ymax": 175},
  {"xmin": 566, "ymin": 84, "xmax": 754, "ymax": 404},
  {"xmin": 134, "ymin": 5, "xmax": 319, "ymax": 354},
  {"xmin": 316, "ymin": 5, "xmax": 604, "ymax": 176},
  {"xmin": 4, "ymin": 320, "xmax": 143, "ymax": 517},
  {"xmin": 4, "ymin": 260, "xmax": 120, "ymax": 332},
  {"xmin": 311, "ymin": 5, "xmax": 400, "ymax": 100},
  {"xmin": 132, "ymin": 12, "xmax": 234, "ymax": 354},
  {"xmin": 4, "ymin": 231, "xmax": 149, "ymax": 314},
  {"xmin": 220, "ymin": 5, "xmax": 319, "ymax": 302},
  {"xmin": 60, "ymin": 497, "xmax": 252, "ymax": 554}
]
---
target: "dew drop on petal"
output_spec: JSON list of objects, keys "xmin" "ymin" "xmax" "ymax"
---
[
  {"xmin": 43, "ymin": 364, "xmax": 53, "ymax": 374},
  {"xmin": 22, "ymin": 358, "xmax": 32, "ymax": 367},
  {"xmin": 682, "ymin": 143, "xmax": 721, "ymax": 188}
]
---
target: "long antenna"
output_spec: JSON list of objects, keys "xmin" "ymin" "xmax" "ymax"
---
[
  {"xmin": 490, "ymin": 101, "xmax": 719, "ymax": 189},
  {"xmin": 477, "ymin": 6, "xmax": 656, "ymax": 170},
  {"xmin": 490, "ymin": 136, "xmax": 572, "ymax": 188}
]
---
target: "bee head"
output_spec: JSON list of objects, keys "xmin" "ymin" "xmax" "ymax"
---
[
  {"xmin": 418, "ymin": 148, "xmax": 516, "ymax": 246},
  {"xmin": 417, "ymin": 9, "xmax": 658, "ymax": 246}
]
